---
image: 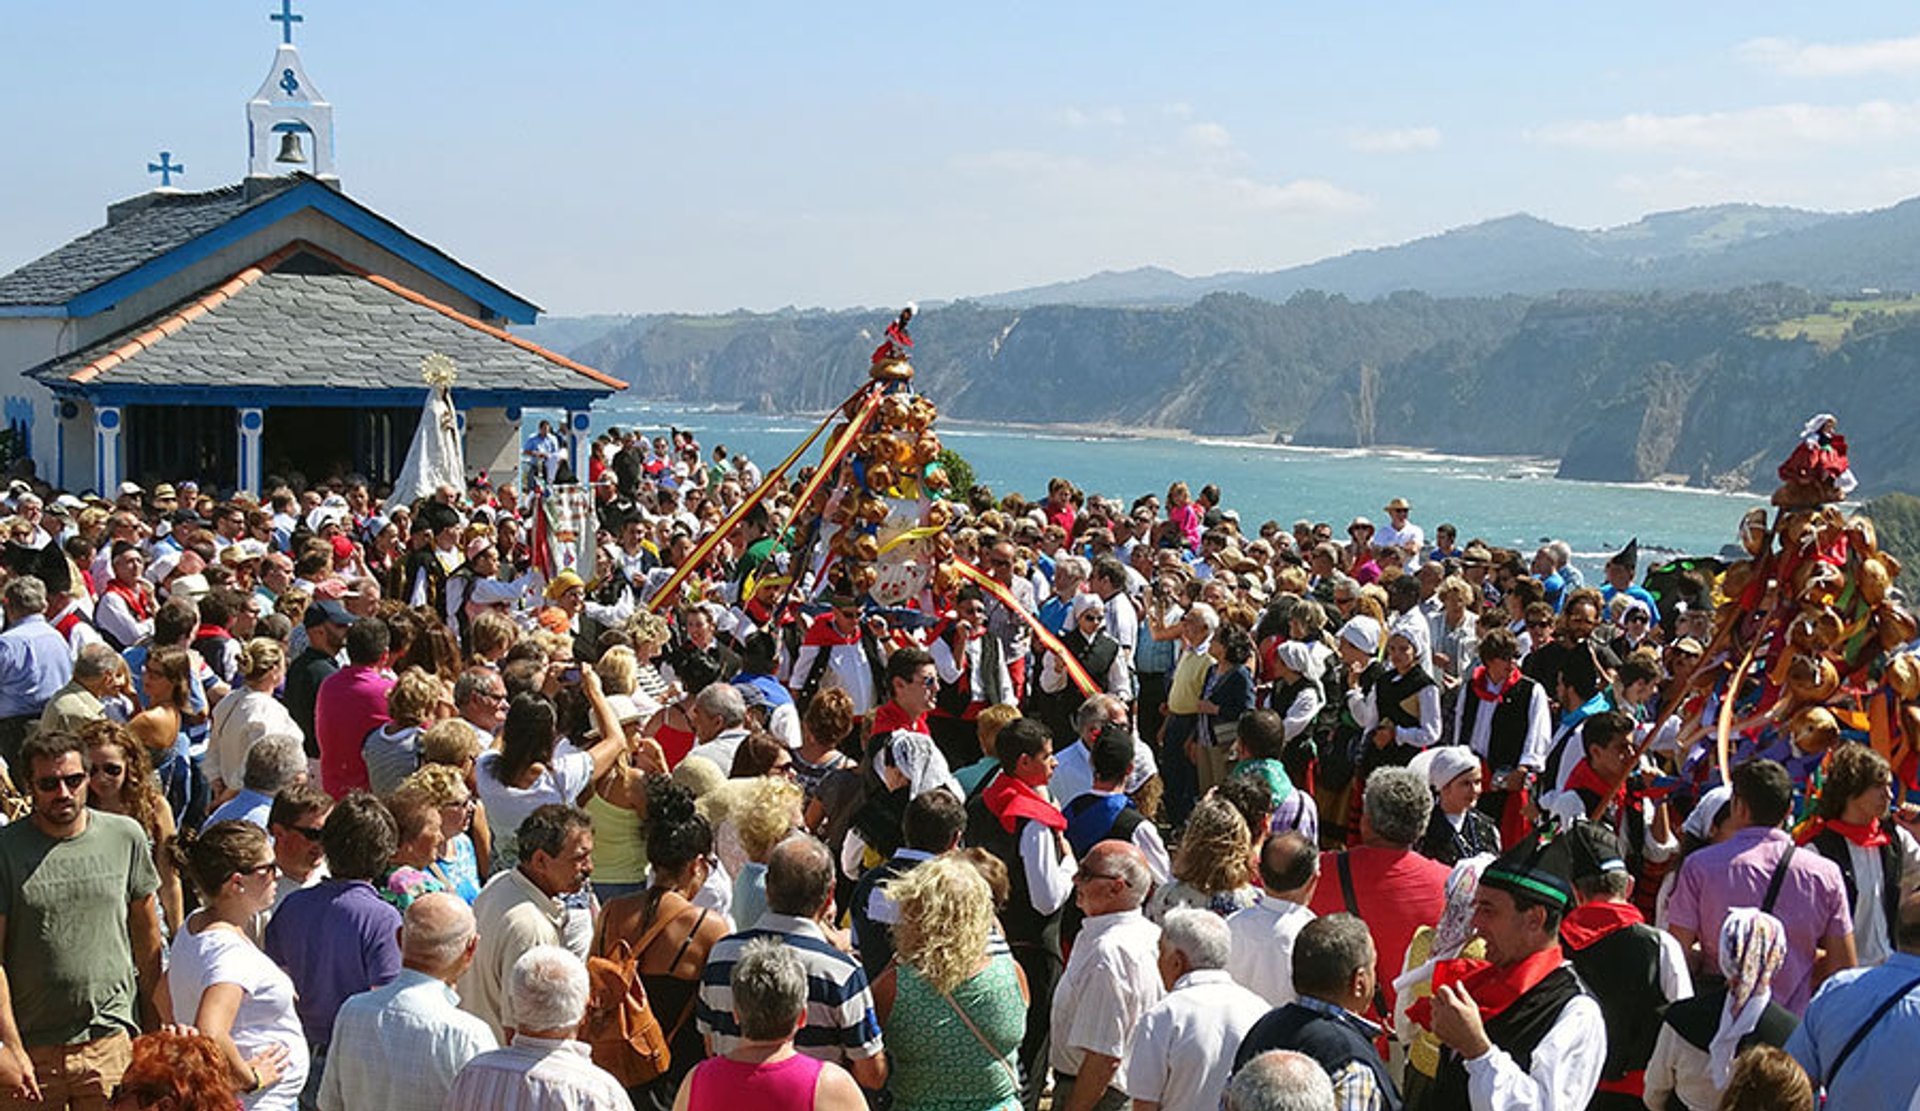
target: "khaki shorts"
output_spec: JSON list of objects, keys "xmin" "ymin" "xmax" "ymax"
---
[{"xmin": 0, "ymin": 1032, "xmax": 132, "ymax": 1111}]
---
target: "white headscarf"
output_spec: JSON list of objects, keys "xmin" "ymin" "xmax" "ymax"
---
[
  {"xmin": 1338, "ymin": 615, "xmax": 1382, "ymax": 657},
  {"xmin": 1415, "ymin": 746, "xmax": 1481, "ymax": 793},
  {"xmin": 1800, "ymin": 413, "xmax": 1838, "ymax": 445},
  {"xmin": 1709, "ymin": 908, "xmax": 1788, "ymax": 1088},
  {"xmin": 1273, "ymin": 640, "xmax": 1323, "ymax": 684}
]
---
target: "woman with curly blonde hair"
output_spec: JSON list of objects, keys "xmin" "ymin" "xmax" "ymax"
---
[
  {"xmin": 83, "ymin": 719, "xmax": 185, "ymax": 930},
  {"xmin": 1147, "ymin": 794, "xmax": 1258, "ymax": 921},
  {"xmin": 715, "ymin": 776, "xmax": 804, "ymax": 930},
  {"xmin": 872, "ymin": 856, "xmax": 1028, "ymax": 1111}
]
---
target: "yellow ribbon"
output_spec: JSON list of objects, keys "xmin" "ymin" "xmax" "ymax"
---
[
  {"xmin": 646, "ymin": 386, "xmax": 880, "ymax": 613},
  {"xmin": 952, "ymin": 559, "xmax": 1100, "ymax": 698}
]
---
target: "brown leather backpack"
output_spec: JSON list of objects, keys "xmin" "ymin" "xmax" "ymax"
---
[{"xmin": 581, "ymin": 903, "xmax": 704, "ymax": 1087}]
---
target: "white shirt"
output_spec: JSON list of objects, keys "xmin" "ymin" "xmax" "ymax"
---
[
  {"xmin": 1347, "ymin": 674, "xmax": 1442, "ymax": 749},
  {"xmin": 443, "ymin": 1034, "xmax": 634, "ymax": 1111},
  {"xmin": 460, "ymin": 868, "xmax": 568, "ymax": 1041},
  {"xmin": 206, "ymin": 686, "xmax": 304, "ymax": 792},
  {"xmin": 1049, "ymin": 735, "xmax": 1159, "ymax": 804},
  {"xmin": 1451, "ymin": 678, "xmax": 1553, "ymax": 771},
  {"xmin": 1844, "ymin": 826, "xmax": 1920, "ymax": 965},
  {"xmin": 475, "ymin": 749, "xmax": 595, "ymax": 870},
  {"xmin": 683, "ymin": 726, "xmax": 750, "ymax": 779},
  {"xmin": 167, "ymin": 918, "xmax": 310, "ymax": 1111},
  {"xmin": 320, "ymin": 968, "xmax": 498, "ymax": 1111},
  {"xmin": 1225, "ymin": 893, "xmax": 1316, "ymax": 1006},
  {"xmin": 1376, "ymin": 519, "xmax": 1425, "ymax": 565},
  {"xmin": 1049, "ymin": 909, "xmax": 1164, "ymax": 1077},
  {"xmin": 1460, "ymin": 976, "xmax": 1605, "ymax": 1111},
  {"xmin": 1019, "ymin": 819, "xmax": 1077, "ymax": 917},
  {"xmin": 1124, "ymin": 969, "xmax": 1271, "ymax": 1111}
]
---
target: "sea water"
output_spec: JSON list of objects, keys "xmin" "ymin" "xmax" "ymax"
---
[{"xmin": 590, "ymin": 402, "xmax": 1767, "ymax": 577}]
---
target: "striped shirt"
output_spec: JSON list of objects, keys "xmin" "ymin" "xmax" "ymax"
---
[{"xmin": 696, "ymin": 913, "xmax": 884, "ymax": 1062}]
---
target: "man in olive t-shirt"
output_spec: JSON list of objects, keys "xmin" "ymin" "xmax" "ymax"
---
[{"xmin": 0, "ymin": 729, "xmax": 164, "ymax": 1109}]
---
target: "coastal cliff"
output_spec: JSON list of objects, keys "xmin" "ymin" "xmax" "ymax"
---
[{"xmin": 565, "ymin": 284, "xmax": 1920, "ymax": 497}]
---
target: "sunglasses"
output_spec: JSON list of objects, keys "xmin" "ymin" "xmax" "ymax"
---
[
  {"xmin": 35, "ymin": 773, "xmax": 86, "ymax": 794},
  {"xmin": 238, "ymin": 862, "xmax": 277, "ymax": 878},
  {"xmin": 285, "ymin": 824, "xmax": 326, "ymax": 841},
  {"xmin": 89, "ymin": 762, "xmax": 125, "ymax": 778}
]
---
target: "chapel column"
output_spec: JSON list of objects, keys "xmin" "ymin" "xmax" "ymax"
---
[
  {"xmin": 94, "ymin": 406, "xmax": 124, "ymax": 495},
  {"xmin": 566, "ymin": 409, "xmax": 592, "ymax": 484},
  {"xmin": 235, "ymin": 407, "xmax": 266, "ymax": 498}
]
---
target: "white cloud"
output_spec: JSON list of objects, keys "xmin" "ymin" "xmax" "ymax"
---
[
  {"xmin": 1739, "ymin": 35, "xmax": 1920, "ymax": 77},
  {"xmin": 1345, "ymin": 126, "xmax": 1441, "ymax": 153},
  {"xmin": 1057, "ymin": 105, "xmax": 1127, "ymax": 128},
  {"xmin": 1184, "ymin": 121, "xmax": 1235, "ymax": 150},
  {"xmin": 956, "ymin": 147, "xmax": 1367, "ymax": 215},
  {"xmin": 1530, "ymin": 100, "xmax": 1920, "ymax": 154}
]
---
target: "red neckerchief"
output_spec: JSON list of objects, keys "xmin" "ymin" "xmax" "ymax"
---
[
  {"xmin": 193, "ymin": 623, "xmax": 230, "ymax": 642},
  {"xmin": 981, "ymin": 772, "xmax": 1067, "ymax": 833},
  {"xmin": 1802, "ymin": 817, "xmax": 1891, "ymax": 849},
  {"xmin": 1560, "ymin": 900, "xmax": 1645, "ymax": 951},
  {"xmin": 1409, "ymin": 944, "xmax": 1567, "ymax": 1029},
  {"xmin": 744, "ymin": 598, "xmax": 773, "ymax": 626},
  {"xmin": 1566, "ymin": 757, "xmax": 1625, "ymax": 815},
  {"xmin": 1470, "ymin": 664, "xmax": 1521, "ymax": 703},
  {"xmin": 870, "ymin": 701, "xmax": 927, "ymax": 738},
  {"xmin": 104, "ymin": 579, "xmax": 153, "ymax": 620},
  {"xmin": 802, "ymin": 615, "xmax": 862, "ymax": 647}
]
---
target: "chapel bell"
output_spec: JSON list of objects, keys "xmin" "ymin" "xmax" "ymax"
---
[{"xmin": 275, "ymin": 131, "xmax": 307, "ymax": 165}]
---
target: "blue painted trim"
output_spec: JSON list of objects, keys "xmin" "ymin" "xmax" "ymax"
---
[
  {"xmin": 0, "ymin": 306, "xmax": 69, "ymax": 318},
  {"xmin": 63, "ymin": 180, "xmax": 541, "ymax": 324},
  {"xmin": 50, "ymin": 384, "xmax": 609, "ymax": 408}
]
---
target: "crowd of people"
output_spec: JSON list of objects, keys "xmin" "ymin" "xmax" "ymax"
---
[{"xmin": 0, "ymin": 424, "xmax": 1910, "ymax": 1111}]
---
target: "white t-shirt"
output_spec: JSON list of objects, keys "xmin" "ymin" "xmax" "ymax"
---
[
  {"xmin": 168, "ymin": 918, "xmax": 310, "ymax": 1111},
  {"xmin": 475, "ymin": 747, "xmax": 594, "ymax": 870}
]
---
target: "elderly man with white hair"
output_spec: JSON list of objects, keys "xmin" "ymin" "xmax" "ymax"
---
[
  {"xmin": 683, "ymin": 682, "xmax": 751, "ymax": 773},
  {"xmin": 1051, "ymin": 693, "xmax": 1160, "ymax": 811},
  {"xmin": 1223, "ymin": 1051, "xmax": 1337, "ymax": 1111},
  {"xmin": 1050, "ymin": 840, "xmax": 1164, "ymax": 1111},
  {"xmin": 320, "ymin": 893, "xmax": 496, "ymax": 1111},
  {"xmin": 1125, "ymin": 908, "xmax": 1270, "ymax": 1111},
  {"xmin": 445, "ymin": 944, "xmax": 633, "ymax": 1110}
]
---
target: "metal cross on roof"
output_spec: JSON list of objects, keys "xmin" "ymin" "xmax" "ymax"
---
[
  {"xmin": 270, "ymin": 0, "xmax": 303, "ymax": 45},
  {"xmin": 146, "ymin": 151, "xmax": 185, "ymax": 187}
]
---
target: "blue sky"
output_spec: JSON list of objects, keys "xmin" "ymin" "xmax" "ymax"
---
[{"xmin": 6, "ymin": 3, "xmax": 1920, "ymax": 315}]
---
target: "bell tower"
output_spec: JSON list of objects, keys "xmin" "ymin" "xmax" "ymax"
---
[{"xmin": 246, "ymin": 0, "xmax": 336, "ymax": 182}]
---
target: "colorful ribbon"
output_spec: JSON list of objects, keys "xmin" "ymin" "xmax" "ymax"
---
[
  {"xmin": 952, "ymin": 559, "xmax": 1100, "ymax": 698},
  {"xmin": 646, "ymin": 385, "xmax": 881, "ymax": 613}
]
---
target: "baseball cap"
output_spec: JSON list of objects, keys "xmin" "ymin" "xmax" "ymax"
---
[{"xmin": 303, "ymin": 599, "xmax": 354, "ymax": 628}]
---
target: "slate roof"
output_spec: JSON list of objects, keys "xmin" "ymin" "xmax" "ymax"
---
[
  {"xmin": 0, "ymin": 183, "xmax": 279, "ymax": 307},
  {"xmin": 28, "ymin": 242, "xmax": 623, "ymax": 399},
  {"xmin": 0, "ymin": 175, "xmax": 540, "ymax": 323}
]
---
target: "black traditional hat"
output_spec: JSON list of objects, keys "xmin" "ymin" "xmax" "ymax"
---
[
  {"xmin": 1608, "ymin": 538, "xmax": 1639, "ymax": 571},
  {"xmin": 1480, "ymin": 824, "xmax": 1577, "ymax": 912},
  {"xmin": 416, "ymin": 501, "xmax": 461, "ymax": 533},
  {"xmin": 1564, "ymin": 820, "xmax": 1629, "ymax": 886},
  {"xmin": 33, "ymin": 544, "xmax": 72, "ymax": 596},
  {"xmin": 1, "ymin": 543, "xmax": 37, "ymax": 580}
]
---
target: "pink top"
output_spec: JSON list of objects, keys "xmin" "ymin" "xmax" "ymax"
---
[
  {"xmin": 313, "ymin": 664, "xmax": 394, "ymax": 797},
  {"xmin": 688, "ymin": 1052, "xmax": 825, "ymax": 1111},
  {"xmin": 1667, "ymin": 825, "xmax": 1852, "ymax": 1014},
  {"xmin": 1168, "ymin": 503, "xmax": 1202, "ymax": 552}
]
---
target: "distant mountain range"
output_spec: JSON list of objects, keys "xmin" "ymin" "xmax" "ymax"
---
[
  {"xmin": 974, "ymin": 202, "xmax": 1870, "ymax": 306},
  {"xmin": 525, "ymin": 193, "xmax": 1920, "ymax": 497}
]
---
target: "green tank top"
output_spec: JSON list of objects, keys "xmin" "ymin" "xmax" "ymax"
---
[
  {"xmin": 584, "ymin": 790, "xmax": 648, "ymax": 884},
  {"xmin": 886, "ymin": 956, "xmax": 1025, "ymax": 1111}
]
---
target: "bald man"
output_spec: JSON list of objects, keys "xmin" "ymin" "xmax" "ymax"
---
[
  {"xmin": 319, "ymin": 893, "xmax": 497, "ymax": 1111},
  {"xmin": 1051, "ymin": 841, "xmax": 1164, "ymax": 1111}
]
